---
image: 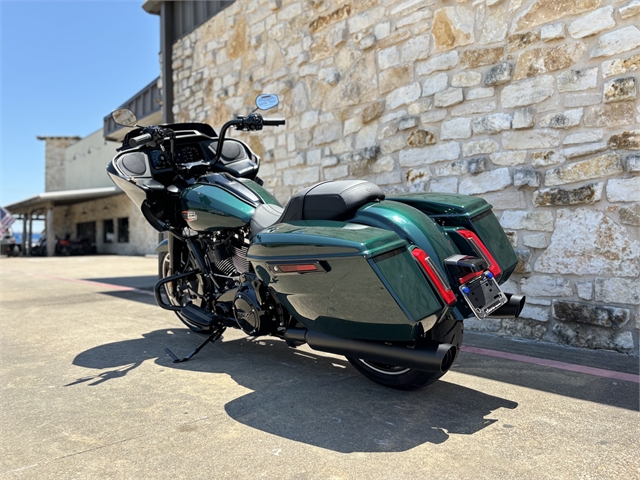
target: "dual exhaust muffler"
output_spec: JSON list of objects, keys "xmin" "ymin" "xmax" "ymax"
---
[
  {"xmin": 283, "ymin": 295, "xmax": 525, "ymax": 373},
  {"xmin": 284, "ymin": 328, "xmax": 457, "ymax": 373},
  {"xmin": 486, "ymin": 293, "xmax": 526, "ymax": 319}
]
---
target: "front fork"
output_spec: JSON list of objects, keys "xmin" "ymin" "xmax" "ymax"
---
[{"xmin": 168, "ymin": 232, "xmax": 222, "ymax": 304}]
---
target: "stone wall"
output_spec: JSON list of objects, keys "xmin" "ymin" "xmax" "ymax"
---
[
  {"xmin": 39, "ymin": 136, "xmax": 81, "ymax": 192},
  {"xmin": 168, "ymin": 0, "xmax": 640, "ymax": 354}
]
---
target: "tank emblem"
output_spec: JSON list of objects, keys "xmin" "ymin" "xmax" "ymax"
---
[{"xmin": 182, "ymin": 210, "xmax": 197, "ymax": 222}]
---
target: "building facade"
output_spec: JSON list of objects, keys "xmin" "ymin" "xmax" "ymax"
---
[
  {"xmin": 5, "ymin": 77, "xmax": 165, "ymax": 256},
  {"xmin": 11, "ymin": 130, "xmax": 159, "ymax": 256},
  {"xmin": 146, "ymin": 0, "xmax": 639, "ymax": 354}
]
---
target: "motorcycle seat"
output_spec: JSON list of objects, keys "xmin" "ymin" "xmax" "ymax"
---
[{"xmin": 250, "ymin": 180, "xmax": 385, "ymax": 235}]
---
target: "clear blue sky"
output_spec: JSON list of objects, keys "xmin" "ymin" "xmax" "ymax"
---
[{"xmin": 1, "ymin": 0, "xmax": 159, "ymax": 207}]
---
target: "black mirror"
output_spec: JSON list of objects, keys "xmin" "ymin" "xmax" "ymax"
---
[
  {"xmin": 255, "ymin": 94, "xmax": 278, "ymax": 111},
  {"xmin": 112, "ymin": 108, "xmax": 138, "ymax": 127}
]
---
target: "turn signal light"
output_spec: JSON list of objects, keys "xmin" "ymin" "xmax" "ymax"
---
[
  {"xmin": 411, "ymin": 248, "xmax": 457, "ymax": 306},
  {"xmin": 457, "ymin": 230, "xmax": 502, "ymax": 278}
]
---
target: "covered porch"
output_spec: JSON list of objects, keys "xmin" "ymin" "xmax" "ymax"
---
[{"xmin": 5, "ymin": 187, "xmax": 122, "ymax": 256}]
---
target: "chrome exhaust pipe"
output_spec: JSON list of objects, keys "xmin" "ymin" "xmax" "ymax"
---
[
  {"xmin": 487, "ymin": 293, "xmax": 526, "ymax": 319},
  {"xmin": 284, "ymin": 328, "xmax": 456, "ymax": 373}
]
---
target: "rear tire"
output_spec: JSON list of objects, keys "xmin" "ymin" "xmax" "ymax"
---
[
  {"xmin": 346, "ymin": 316, "xmax": 463, "ymax": 390},
  {"xmin": 160, "ymin": 251, "xmax": 214, "ymax": 334}
]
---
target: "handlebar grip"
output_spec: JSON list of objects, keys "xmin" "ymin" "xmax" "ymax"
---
[
  {"xmin": 130, "ymin": 133, "xmax": 153, "ymax": 148},
  {"xmin": 262, "ymin": 118, "xmax": 286, "ymax": 126}
]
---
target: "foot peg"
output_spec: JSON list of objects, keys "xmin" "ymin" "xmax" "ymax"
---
[
  {"xmin": 180, "ymin": 303, "xmax": 216, "ymax": 327},
  {"xmin": 165, "ymin": 326, "xmax": 226, "ymax": 363}
]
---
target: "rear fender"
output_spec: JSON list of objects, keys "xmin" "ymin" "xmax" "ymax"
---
[
  {"xmin": 353, "ymin": 201, "xmax": 474, "ymax": 320},
  {"xmin": 387, "ymin": 193, "xmax": 518, "ymax": 282},
  {"xmin": 353, "ymin": 200, "xmax": 457, "ymax": 273}
]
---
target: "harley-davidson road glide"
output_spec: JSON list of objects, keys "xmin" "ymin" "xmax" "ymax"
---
[{"xmin": 107, "ymin": 94, "xmax": 525, "ymax": 390}]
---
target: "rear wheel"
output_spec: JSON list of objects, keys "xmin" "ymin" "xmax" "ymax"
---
[
  {"xmin": 160, "ymin": 251, "xmax": 214, "ymax": 334},
  {"xmin": 346, "ymin": 316, "xmax": 463, "ymax": 390}
]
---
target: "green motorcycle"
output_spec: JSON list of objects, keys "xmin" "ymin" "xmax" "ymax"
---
[{"xmin": 107, "ymin": 95, "xmax": 524, "ymax": 390}]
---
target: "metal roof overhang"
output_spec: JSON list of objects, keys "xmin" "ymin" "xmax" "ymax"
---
[
  {"xmin": 103, "ymin": 77, "xmax": 162, "ymax": 142},
  {"xmin": 5, "ymin": 187, "xmax": 123, "ymax": 214}
]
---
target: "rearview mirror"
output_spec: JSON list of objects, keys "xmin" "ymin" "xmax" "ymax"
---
[
  {"xmin": 255, "ymin": 94, "xmax": 279, "ymax": 111},
  {"xmin": 112, "ymin": 108, "xmax": 138, "ymax": 127}
]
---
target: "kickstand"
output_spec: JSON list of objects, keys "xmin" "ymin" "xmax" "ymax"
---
[{"xmin": 165, "ymin": 327, "xmax": 226, "ymax": 363}]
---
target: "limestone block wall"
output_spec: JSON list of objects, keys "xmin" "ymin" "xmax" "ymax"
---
[
  {"xmin": 39, "ymin": 136, "xmax": 81, "ymax": 192},
  {"xmin": 168, "ymin": 0, "xmax": 640, "ymax": 354}
]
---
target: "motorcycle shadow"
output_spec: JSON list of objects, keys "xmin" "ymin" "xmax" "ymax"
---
[{"xmin": 70, "ymin": 328, "xmax": 518, "ymax": 453}]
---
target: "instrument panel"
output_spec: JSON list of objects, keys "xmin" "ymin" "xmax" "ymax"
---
[
  {"xmin": 149, "ymin": 143, "xmax": 207, "ymax": 171},
  {"xmin": 176, "ymin": 144, "xmax": 205, "ymax": 164},
  {"xmin": 148, "ymin": 149, "xmax": 171, "ymax": 170}
]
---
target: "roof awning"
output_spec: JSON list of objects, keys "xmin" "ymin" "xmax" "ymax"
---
[
  {"xmin": 103, "ymin": 77, "xmax": 162, "ymax": 141},
  {"xmin": 4, "ymin": 187, "xmax": 123, "ymax": 214}
]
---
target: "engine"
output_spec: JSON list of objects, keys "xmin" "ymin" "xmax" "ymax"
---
[
  {"xmin": 203, "ymin": 230, "xmax": 284, "ymax": 336},
  {"xmin": 205, "ymin": 230, "xmax": 251, "ymax": 276},
  {"xmin": 232, "ymin": 277, "xmax": 279, "ymax": 336}
]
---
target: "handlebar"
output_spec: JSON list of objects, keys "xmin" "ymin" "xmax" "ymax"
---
[
  {"xmin": 127, "ymin": 114, "xmax": 286, "ymax": 168},
  {"xmin": 129, "ymin": 133, "xmax": 153, "ymax": 148},
  {"xmin": 129, "ymin": 126, "xmax": 174, "ymax": 149},
  {"xmin": 263, "ymin": 118, "xmax": 286, "ymax": 126},
  {"xmin": 214, "ymin": 114, "xmax": 286, "ymax": 163}
]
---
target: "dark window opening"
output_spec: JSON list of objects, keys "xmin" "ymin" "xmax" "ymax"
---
[
  {"xmin": 77, "ymin": 221, "xmax": 96, "ymax": 243},
  {"xmin": 103, "ymin": 219, "xmax": 115, "ymax": 243},
  {"xmin": 118, "ymin": 217, "xmax": 129, "ymax": 243}
]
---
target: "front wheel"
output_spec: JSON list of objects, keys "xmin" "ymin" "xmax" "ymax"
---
[
  {"xmin": 346, "ymin": 316, "xmax": 463, "ymax": 390},
  {"xmin": 160, "ymin": 251, "xmax": 214, "ymax": 334}
]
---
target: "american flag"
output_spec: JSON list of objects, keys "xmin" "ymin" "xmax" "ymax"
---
[{"xmin": 0, "ymin": 206, "xmax": 16, "ymax": 236}]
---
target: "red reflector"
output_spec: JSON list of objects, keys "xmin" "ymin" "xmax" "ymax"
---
[
  {"xmin": 411, "ymin": 248, "xmax": 457, "ymax": 306},
  {"xmin": 277, "ymin": 264, "xmax": 318, "ymax": 273},
  {"xmin": 457, "ymin": 230, "xmax": 502, "ymax": 278}
]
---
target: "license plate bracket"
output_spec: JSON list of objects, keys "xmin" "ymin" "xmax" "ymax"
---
[{"xmin": 460, "ymin": 274, "xmax": 507, "ymax": 319}]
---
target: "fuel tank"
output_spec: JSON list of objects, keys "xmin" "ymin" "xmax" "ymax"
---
[{"xmin": 180, "ymin": 174, "xmax": 279, "ymax": 232}]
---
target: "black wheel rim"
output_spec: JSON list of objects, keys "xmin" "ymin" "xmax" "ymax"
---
[{"xmin": 358, "ymin": 359, "xmax": 411, "ymax": 375}]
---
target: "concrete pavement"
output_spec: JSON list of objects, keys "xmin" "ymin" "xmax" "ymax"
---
[{"xmin": 1, "ymin": 255, "xmax": 638, "ymax": 479}]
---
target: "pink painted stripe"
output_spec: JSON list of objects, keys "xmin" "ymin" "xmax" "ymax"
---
[
  {"xmin": 6, "ymin": 269, "xmax": 155, "ymax": 296},
  {"xmin": 461, "ymin": 345, "xmax": 640, "ymax": 383}
]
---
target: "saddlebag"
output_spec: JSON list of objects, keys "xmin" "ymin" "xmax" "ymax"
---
[
  {"xmin": 388, "ymin": 193, "xmax": 518, "ymax": 282},
  {"xmin": 247, "ymin": 222, "xmax": 445, "ymax": 342}
]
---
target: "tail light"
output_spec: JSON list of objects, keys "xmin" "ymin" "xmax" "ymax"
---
[
  {"xmin": 411, "ymin": 248, "xmax": 457, "ymax": 305},
  {"xmin": 456, "ymin": 230, "xmax": 502, "ymax": 278}
]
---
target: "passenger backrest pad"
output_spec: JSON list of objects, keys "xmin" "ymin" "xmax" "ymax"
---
[{"xmin": 280, "ymin": 180, "xmax": 385, "ymax": 222}]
